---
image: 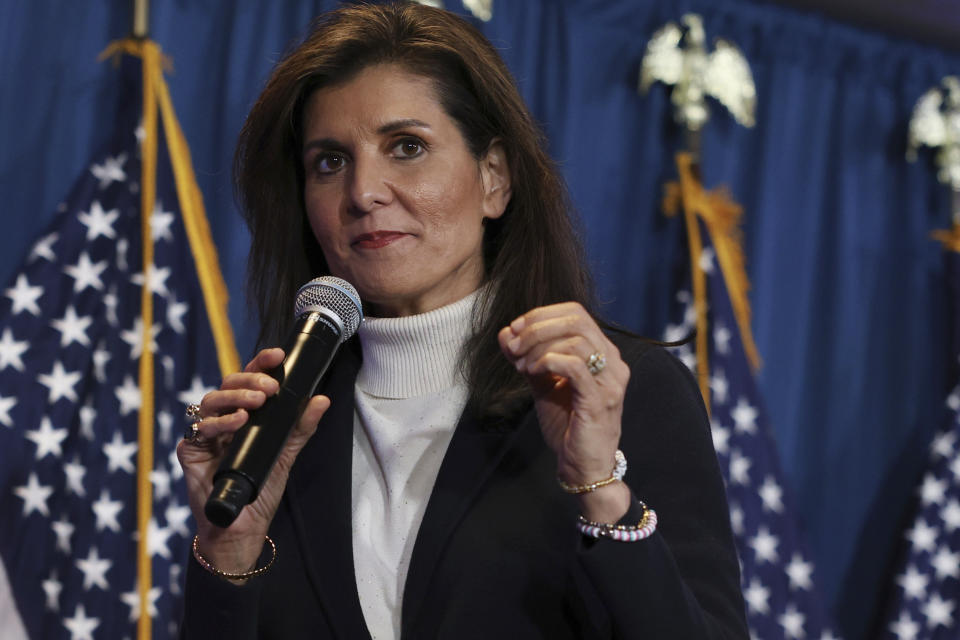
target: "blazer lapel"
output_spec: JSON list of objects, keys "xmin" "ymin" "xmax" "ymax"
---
[
  {"xmin": 401, "ymin": 403, "xmax": 535, "ymax": 635},
  {"xmin": 285, "ymin": 340, "xmax": 371, "ymax": 639}
]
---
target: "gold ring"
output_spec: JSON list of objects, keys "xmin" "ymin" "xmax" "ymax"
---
[{"xmin": 586, "ymin": 352, "xmax": 606, "ymax": 375}]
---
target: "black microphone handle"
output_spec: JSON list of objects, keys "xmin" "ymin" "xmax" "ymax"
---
[{"xmin": 204, "ymin": 311, "xmax": 343, "ymax": 528}]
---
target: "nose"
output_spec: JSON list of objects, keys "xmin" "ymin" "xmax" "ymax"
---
[{"xmin": 347, "ymin": 154, "xmax": 392, "ymax": 214}]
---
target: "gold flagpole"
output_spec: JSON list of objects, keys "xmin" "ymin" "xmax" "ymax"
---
[{"xmin": 132, "ymin": 3, "xmax": 153, "ymax": 639}]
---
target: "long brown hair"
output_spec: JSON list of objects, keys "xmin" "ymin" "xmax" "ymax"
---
[{"xmin": 235, "ymin": 2, "xmax": 594, "ymax": 417}]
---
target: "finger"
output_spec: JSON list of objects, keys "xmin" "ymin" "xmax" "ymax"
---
[
  {"xmin": 188, "ymin": 408, "xmax": 250, "ymax": 442},
  {"xmin": 505, "ymin": 313, "xmax": 610, "ymax": 361},
  {"xmin": 291, "ymin": 395, "xmax": 331, "ymax": 441},
  {"xmin": 521, "ymin": 351, "xmax": 598, "ymax": 396},
  {"xmin": 511, "ymin": 335, "xmax": 594, "ymax": 372},
  {"xmin": 220, "ymin": 372, "xmax": 280, "ymax": 394},
  {"xmin": 243, "ymin": 348, "xmax": 285, "ymax": 374},
  {"xmin": 509, "ymin": 302, "xmax": 589, "ymax": 332}
]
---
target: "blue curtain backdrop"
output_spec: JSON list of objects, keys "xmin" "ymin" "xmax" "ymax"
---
[{"xmin": 2, "ymin": 1, "xmax": 958, "ymax": 637}]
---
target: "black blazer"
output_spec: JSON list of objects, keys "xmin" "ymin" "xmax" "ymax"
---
[{"xmin": 182, "ymin": 333, "xmax": 748, "ymax": 639}]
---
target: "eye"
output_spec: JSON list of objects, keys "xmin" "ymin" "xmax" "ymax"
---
[
  {"xmin": 391, "ymin": 137, "xmax": 425, "ymax": 159},
  {"xmin": 312, "ymin": 152, "xmax": 347, "ymax": 175}
]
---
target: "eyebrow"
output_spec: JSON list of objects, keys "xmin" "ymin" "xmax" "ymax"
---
[
  {"xmin": 303, "ymin": 119, "xmax": 432, "ymax": 154},
  {"xmin": 376, "ymin": 118, "xmax": 431, "ymax": 134}
]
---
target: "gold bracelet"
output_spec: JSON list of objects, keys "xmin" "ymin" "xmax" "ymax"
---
[
  {"xmin": 557, "ymin": 449, "xmax": 627, "ymax": 494},
  {"xmin": 192, "ymin": 534, "xmax": 277, "ymax": 580}
]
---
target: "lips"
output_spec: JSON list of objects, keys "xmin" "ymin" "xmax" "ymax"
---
[{"xmin": 351, "ymin": 231, "xmax": 410, "ymax": 249}]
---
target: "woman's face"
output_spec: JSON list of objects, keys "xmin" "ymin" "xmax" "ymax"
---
[{"xmin": 301, "ymin": 63, "xmax": 511, "ymax": 317}]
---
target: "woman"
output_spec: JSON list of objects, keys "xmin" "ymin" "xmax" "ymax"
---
[{"xmin": 178, "ymin": 3, "xmax": 748, "ymax": 638}]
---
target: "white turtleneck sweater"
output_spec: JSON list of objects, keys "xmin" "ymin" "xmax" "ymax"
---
[{"xmin": 351, "ymin": 290, "xmax": 478, "ymax": 639}]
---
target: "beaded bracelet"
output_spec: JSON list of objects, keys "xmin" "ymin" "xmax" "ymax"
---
[
  {"xmin": 557, "ymin": 449, "xmax": 627, "ymax": 494},
  {"xmin": 577, "ymin": 503, "xmax": 658, "ymax": 542},
  {"xmin": 192, "ymin": 534, "xmax": 277, "ymax": 580}
]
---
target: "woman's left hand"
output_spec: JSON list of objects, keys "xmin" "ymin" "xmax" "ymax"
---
[{"xmin": 498, "ymin": 302, "xmax": 632, "ymax": 523}]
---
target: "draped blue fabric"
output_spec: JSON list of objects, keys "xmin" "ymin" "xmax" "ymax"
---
[{"xmin": 2, "ymin": 1, "xmax": 958, "ymax": 637}]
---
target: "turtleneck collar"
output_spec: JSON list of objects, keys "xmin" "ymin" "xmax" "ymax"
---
[{"xmin": 356, "ymin": 289, "xmax": 480, "ymax": 399}]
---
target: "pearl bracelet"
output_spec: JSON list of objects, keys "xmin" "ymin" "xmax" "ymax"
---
[{"xmin": 577, "ymin": 502, "xmax": 658, "ymax": 542}]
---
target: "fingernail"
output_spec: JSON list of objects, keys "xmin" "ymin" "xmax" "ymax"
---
[
  {"xmin": 507, "ymin": 337, "xmax": 520, "ymax": 353},
  {"xmin": 514, "ymin": 357, "xmax": 525, "ymax": 371},
  {"xmin": 510, "ymin": 317, "xmax": 525, "ymax": 332},
  {"xmin": 245, "ymin": 390, "xmax": 263, "ymax": 400}
]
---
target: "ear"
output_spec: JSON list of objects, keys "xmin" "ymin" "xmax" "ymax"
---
[{"xmin": 478, "ymin": 139, "xmax": 511, "ymax": 221}]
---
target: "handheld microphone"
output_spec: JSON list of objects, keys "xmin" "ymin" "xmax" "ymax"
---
[{"xmin": 204, "ymin": 276, "xmax": 363, "ymax": 528}]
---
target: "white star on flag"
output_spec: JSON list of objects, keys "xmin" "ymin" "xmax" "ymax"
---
[
  {"xmin": 13, "ymin": 473, "xmax": 53, "ymax": 517},
  {"xmin": 50, "ymin": 306, "xmax": 93, "ymax": 348},
  {"xmin": 777, "ymin": 604, "xmax": 806, "ymax": 639},
  {"xmin": 92, "ymin": 344, "xmax": 111, "ymax": 382},
  {"xmin": 52, "ymin": 517, "xmax": 75, "ymax": 554},
  {"xmin": 710, "ymin": 367, "xmax": 729, "ymax": 405},
  {"xmin": 731, "ymin": 397, "xmax": 759, "ymax": 434},
  {"xmin": 91, "ymin": 489, "xmax": 124, "ymax": 533},
  {"xmin": 166, "ymin": 296, "xmax": 189, "ymax": 334},
  {"xmin": 930, "ymin": 547, "xmax": 960, "ymax": 580},
  {"xmin": 729, "ymin": 448, "xmax": 752, "ymax": 485},
  {"xmin": 151, "ymin": 200, "xmax": 176, "ymax": 242},
  {"xmin": 36, "ymin": 360, "xmax": 82, "ymax": 404},
  {"xmin": 5, "ymin": 274, "xmax": 43, "ymax": 316},
  {"xmin": 0, "ymin": 395, "xmax": 16, "ymax": 427},
  {"xmin": 743, "ymin": 577, "xmax": 771, "ymax": 615},
  {"xmin": 28, "ymin": 232, "xmax": 58, "ymax": 263},
  {"xmin": 889, "ymin": 611, "xmax": 920, "ymax": 640},
  {"xmin": 749, "ymin": 526, "xmax": 780, "ymax": 564},
  {"xmin": 130, "ymin": 264, "xmax": 172, "ymax": 298},
  {"xmin": 905, "ymin": 519, "xmax": 938, "ymax": 554},
  {"xmin": 120, "ymin": 317, "xmax": 160, "ymax": 359},
  {"xmin": 120, "ymin": 585, "xmax": 162, "ymax": 622},
  {"xmin": 76, "ymin": 546, "xmax": 112, "ymax": 592},
  {"xmin": 102, "ymin": 431, "xmax": 137, "ymax": 474},
  {"xmin": 177, "ymin": 374, "xmax": 216, "ymax": 407},
  {"xmin": 0, "ymin": 328, "xmax": 29, "ymax": 371},
  {"xmin": 114, "ymin": 375, "xmax": 142, "ymax": 416},
  {"xmin": 42, "ymin": 572, "xmax": 62, "ymax": 612},
  {"xmin": 922, "ymin": 593, "xmax": 955, "ymax": 629},
  {"xmin": 758, "ymin": 476, "xmax": 784, "ymax": 513},
  {"xmin": 63, "ymin": 458, "xmax": 87, "ymax": 497},
  {"xmin": 896, "ymin": 565, "xmax": 929, "ymax": 601},
  {"xmin": 940, "ymin": 498, "xmax": 960, "ymax": 532},
  {"xmin": 919, "ymin": 473, "xmax": 948, "ymax": 506},
  {"xmin": 786, "ymin": 553, "xmax": 814, "ymax": 591},
  {"xmin": 63, "ymin": 604, "xmax": 99, "ymax": 640},
  {"xmin": 24, "ymin": 416, "xmax": 69, "ymax": 460},
  {"xmin": 62, "ymin": 252, "xmax": 108, "ymax": 293},
  {"xmin": 77, "ymin": 201, "xmax": 119, "ymax": 241},
  {"xmin": 89, "ymin": 153, "xmax": 127, "ymax": 189}
]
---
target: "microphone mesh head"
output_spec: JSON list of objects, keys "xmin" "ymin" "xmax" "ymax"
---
[{"xmin": 293, "ymin": 276, "xmax": 363, "ymax": 339}]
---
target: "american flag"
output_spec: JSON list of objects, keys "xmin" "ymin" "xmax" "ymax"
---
[
  {"xmin": 0, "ymin": 44, "xmax": 233, "ymax": 639},
  {"xmin": 880, "ymin": 247, "xmax": 960, "ymax": 639},
  {"xmin": 662, "ymin": 159, "xmax": 839, "ymax": 639}
]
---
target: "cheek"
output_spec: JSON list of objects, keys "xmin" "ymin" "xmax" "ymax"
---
[
  {"xmin": 409, "ymin": 165, "xmax": 485, "ymax": 235},
  {"xmin": 304, "ymin": 197, "xmax": 343, "ymax": 260}
]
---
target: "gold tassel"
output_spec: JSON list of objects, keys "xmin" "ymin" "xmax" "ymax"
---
[
  {"xmin": 932, "ymin": 224, "xmax": 960, "ymax": 253},
  {"xmin": 663, "ymin": 153, "xmax": 763, "ymax": 413}
]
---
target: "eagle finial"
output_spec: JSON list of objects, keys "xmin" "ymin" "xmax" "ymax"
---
[{"xmin": 640, "ymin": 13, "xmax": 756, "ymax": 133}]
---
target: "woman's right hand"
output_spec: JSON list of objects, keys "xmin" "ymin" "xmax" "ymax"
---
[{"xmin": 176, "ymin": 347, "xmax": 331, "ymax": 579}]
